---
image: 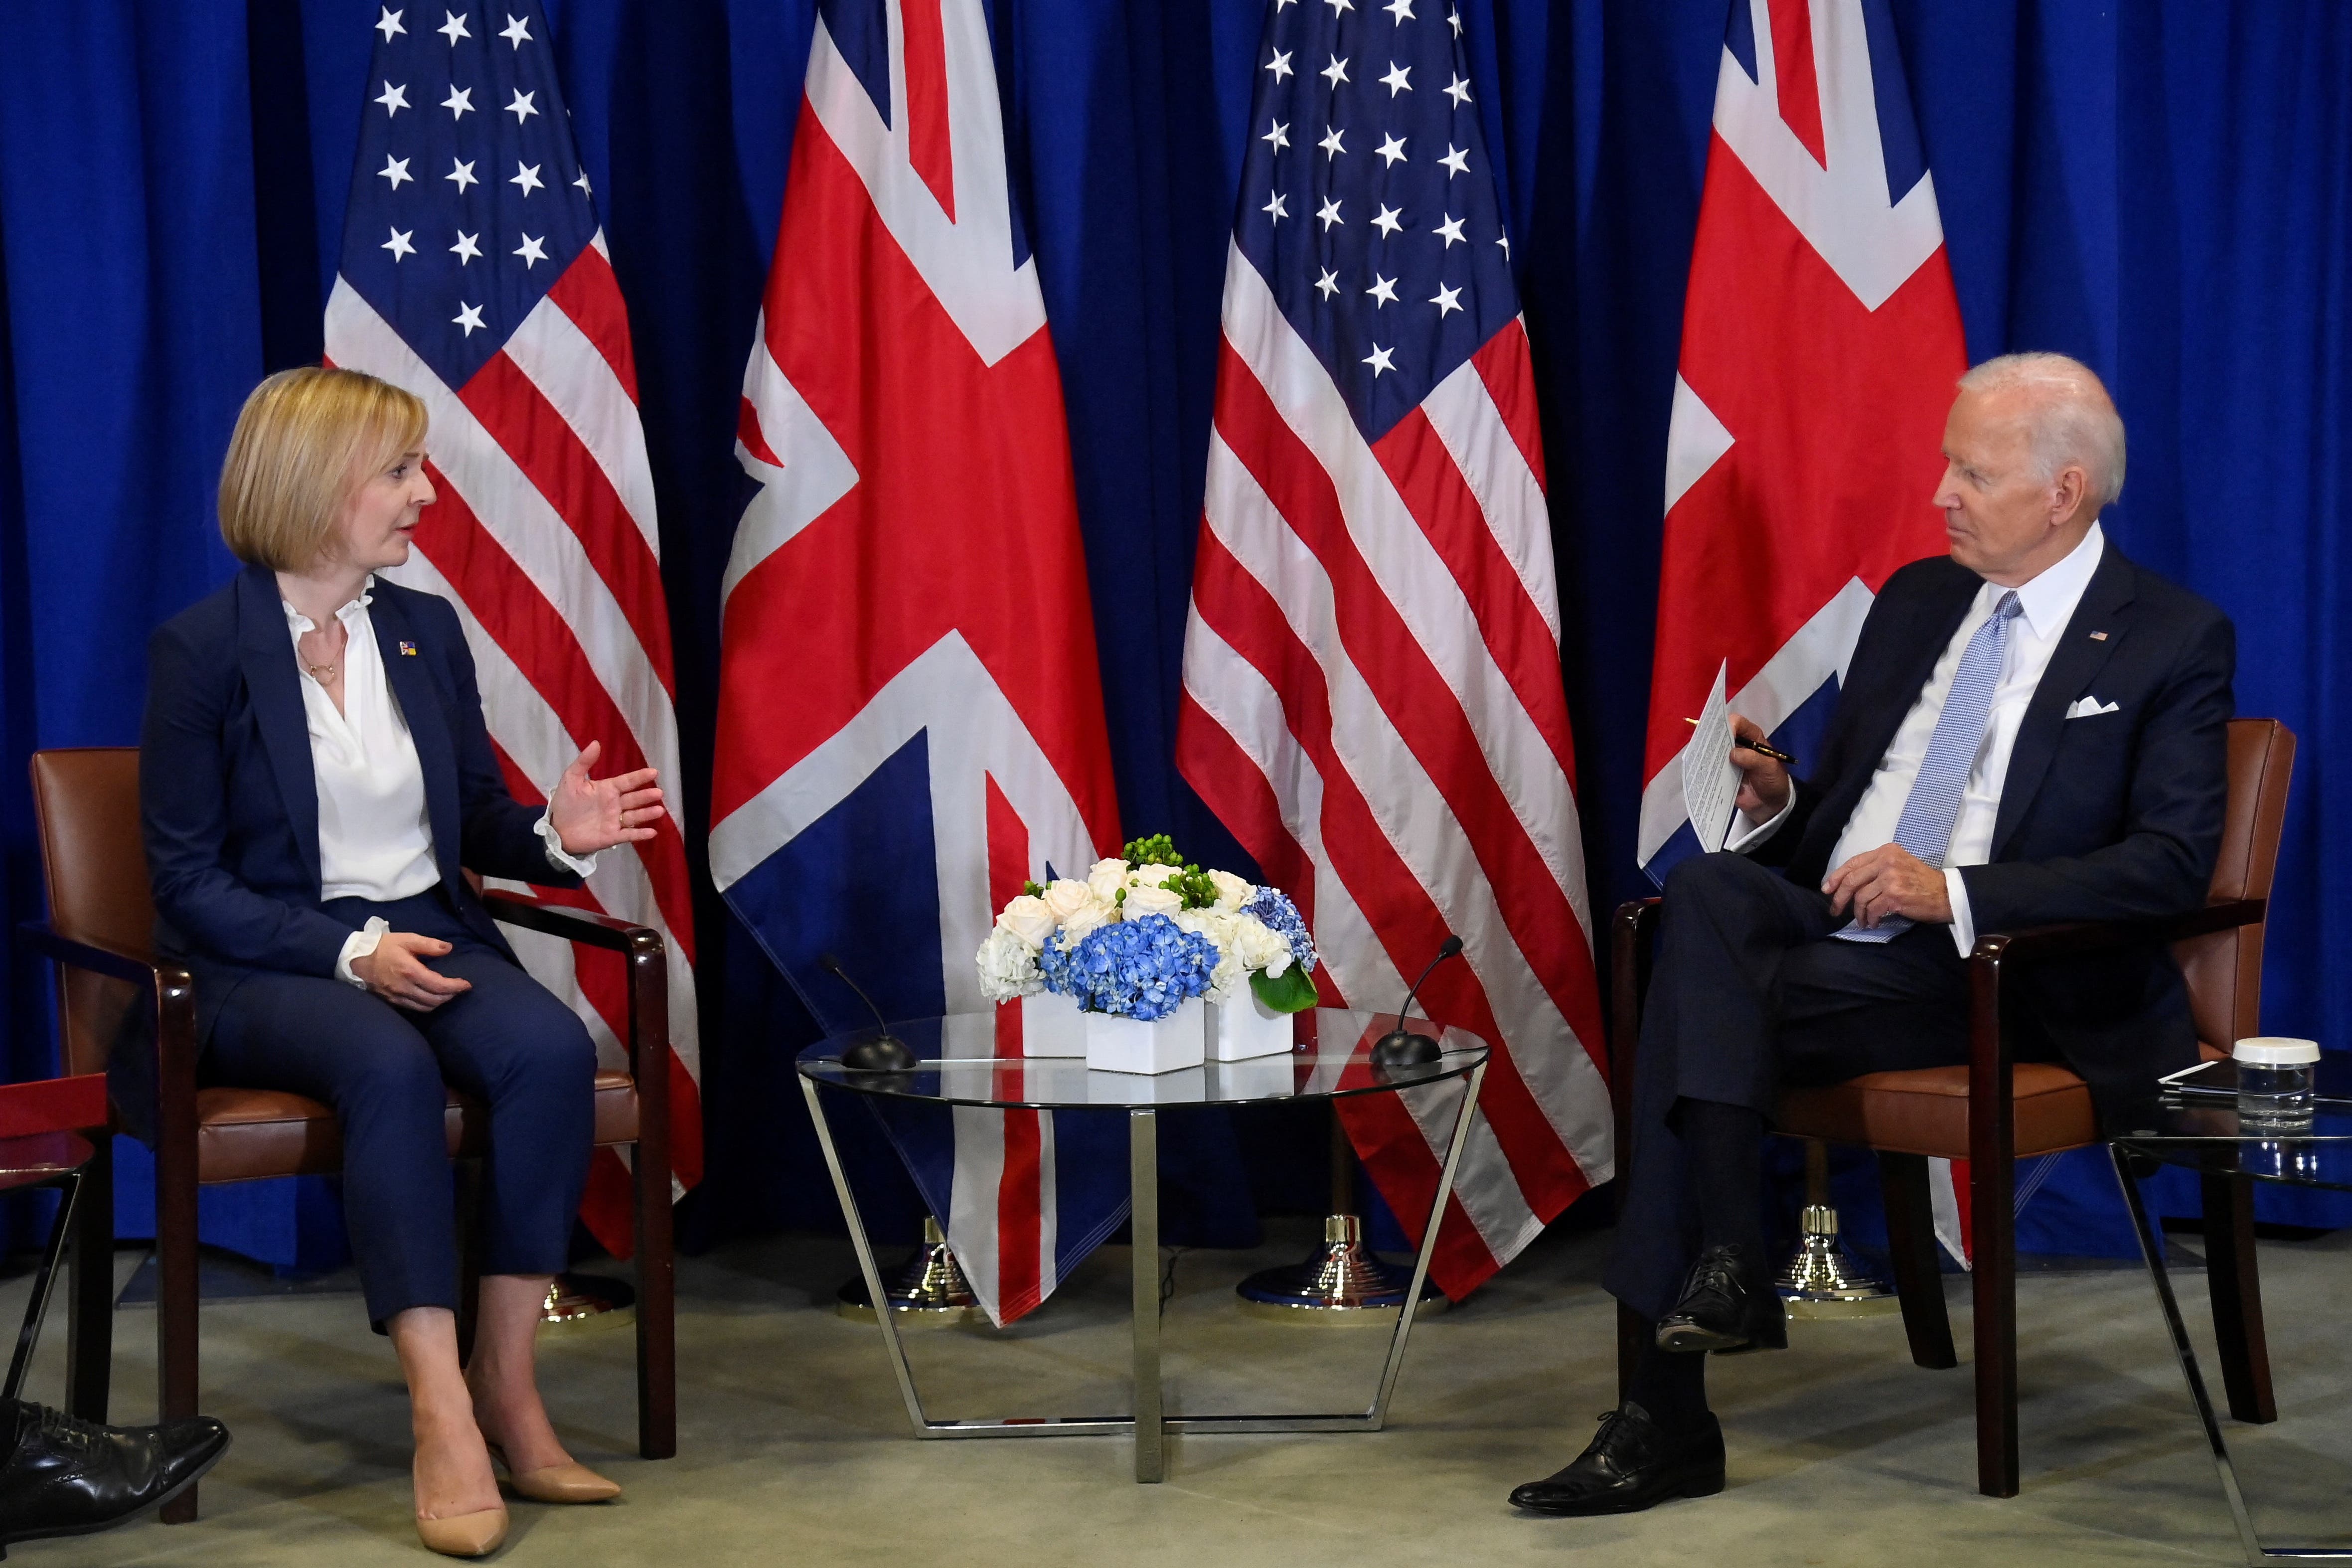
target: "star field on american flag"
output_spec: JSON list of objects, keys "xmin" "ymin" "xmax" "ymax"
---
[
  {"xmin": 340, "ymin": 7, "xmax": 597, "ymax": 388},
  {"xmin": 1236, "ymin": 0, "xmax": 1518, "ymax": 439}
]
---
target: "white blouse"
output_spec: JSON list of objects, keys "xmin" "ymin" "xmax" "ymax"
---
[{"xmin": 285, "ymin": 581, "xmax": 595, "ymax": 986}]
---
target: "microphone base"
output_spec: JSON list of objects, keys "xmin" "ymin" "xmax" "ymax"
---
[
  {"xmin": 1370, "ymin": 1029, "xmax": 1442, "ymax": 1068},
  {"xmin": 1236, "ymin": 1214, "xmax": 1447, "ymax": 1323},
  {"xmin": 839, "ymin": 1031, "xmax": 917, "ymax": 1072}
]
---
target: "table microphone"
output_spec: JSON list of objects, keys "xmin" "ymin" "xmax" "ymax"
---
[
  {"xmin": 1372, "ymin": 935, "xmax": 1463, "ymax": 1068},
  {"xmin": 821, "ymin": 953, "xmax": 916, "ymax": 1072}
]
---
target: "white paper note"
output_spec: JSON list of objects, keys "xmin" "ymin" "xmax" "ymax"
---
[{"xmin": 1680, "ymin": 660, "xmax": 1741, "ymax": 854}]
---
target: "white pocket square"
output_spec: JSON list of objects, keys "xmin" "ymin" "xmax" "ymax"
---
[{"xmin": 2066, "ymin": 696, "xmax": 2121, "ymax": 719}]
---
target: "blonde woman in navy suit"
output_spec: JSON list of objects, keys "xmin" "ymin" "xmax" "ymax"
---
[{"xmin": 141, "ymin": 367, "xmax": 665, "ymax": 1557}]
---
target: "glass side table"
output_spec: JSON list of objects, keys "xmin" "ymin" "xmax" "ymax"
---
[
  {"xmin": 2112, "ymin": 1086, "xmax": 2352, "ymax": 1563},
  {"xmin": 796, "ymin": 1007, "xmax": 1491, "ymax": 1482}
]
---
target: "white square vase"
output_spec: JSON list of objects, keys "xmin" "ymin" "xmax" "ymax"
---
[
  {"xmin": 1206, "ymin": 990, "xmax": 1295, "ymax": 1061},
  {"xmin": 1083, "ymin": 996, "xmax": 1208, "ymax": 1075},
  {"xmin": 1019, "ymin": 990, "xmax": 1088, "ymax": 1057}
]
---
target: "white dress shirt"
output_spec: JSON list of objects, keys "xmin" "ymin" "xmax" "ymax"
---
[
  {"xmin": 285, "ymin": 581, "xmax": 596, "ymax": 986},
  {"xmin": 1729, "ymin": 522, "xmax": 2107, "ymax": 955}
]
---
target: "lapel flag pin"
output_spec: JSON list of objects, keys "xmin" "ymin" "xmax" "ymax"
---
[
  {"xmin": 2088, "ymin": 631, "xmax": 2108, "ymax": 641},
  {"xmin": 398, "ymin": 641, "xmax": 418, "ymax": 655}
]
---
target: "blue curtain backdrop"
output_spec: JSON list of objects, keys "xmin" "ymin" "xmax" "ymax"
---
[{"xmin": 0, "ymin": 0, "xmax": 2345, "ymax": 1265}]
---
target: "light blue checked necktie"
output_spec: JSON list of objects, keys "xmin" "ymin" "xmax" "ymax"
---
[{"xmin": 1836, "ymin": 590, "xmax": 2023, "ymax": 943}]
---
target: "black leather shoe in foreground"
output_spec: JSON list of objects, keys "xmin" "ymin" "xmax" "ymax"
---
[
  {"xmin": 1507, "ymin": 1404, "xmax": 1726, "ymax": 1516},
  {"xmin": 0, "ymin": 1400, "xmax": 231, "ymax": 1553},
  {"xmin": 1655, "ymin": 1243, "xmax": 1788, "ymax": 1353}
]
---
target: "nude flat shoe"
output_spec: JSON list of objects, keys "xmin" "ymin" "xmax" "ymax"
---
[
  {"xmin": 486, "ymin": 1443, "xmax": 622, "ymax": 1504},
  {"xmin": 416, "ymin": 1506, "xmax": 509, "ymax": 1558}
]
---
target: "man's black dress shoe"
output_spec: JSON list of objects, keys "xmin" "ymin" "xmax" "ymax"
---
[
  {"xmin": 0, "ymin": 1400, "xmax": 230, "ymax": 1553},
  {"xmin": 1655, "ymin": 1243, "xmax": 1787, "ymax": 1353},
  {"xmin": 1507, "ymin": 1403, "xmax": 1725, "ymax": 1516}
]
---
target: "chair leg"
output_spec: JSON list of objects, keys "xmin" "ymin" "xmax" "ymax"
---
[
  {"xmin": 1878, "ymin": 1153, "xmax": 1958, "ymax": 1371},
  {"xmin": 1970, "ymin": 1156, "xmax": 2019, "ymax": 1498},
  {"xmin": 65, "ymin": 1136, "xmax": 112, "ymax": 1421},
  {"xmin": 2199, "ymin": 1172, "xmax": 2276, "ymax": 1424},
  {"xmin": 633, "ymin": 1142, "xmax": 675, "ymax": 1460},
  {"xmin": 156, "ymin": 1167, "xmax": 202, "ymax": 1523}
]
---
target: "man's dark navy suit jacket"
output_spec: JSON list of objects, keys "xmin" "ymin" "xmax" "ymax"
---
[
  {"xmin": 140, "ymin": 563, "xmax": 581, "ymax": 1043},
  {"xmin": 1746, "ymin": 542, "xmax": 2237, "ymax": 1128}
]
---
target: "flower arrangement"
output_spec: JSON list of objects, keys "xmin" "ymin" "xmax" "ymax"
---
[{"xmin": 975, "ymin": 834, "xmax": 1319, "ymax": 1018}]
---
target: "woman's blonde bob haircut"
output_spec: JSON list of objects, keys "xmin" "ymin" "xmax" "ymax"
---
[{"xmin": 217, "ymin": 366, "xmax": 427, "ymax": 571}]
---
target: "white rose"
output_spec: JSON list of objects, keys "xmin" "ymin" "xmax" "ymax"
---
[
  {"xmin": 1039, "ymin": 879, "xmax": 1096, "ymax": 928},
  {"xmin": 1230, "ymin": 912, "xmax": 1293, "ymax": 977},
  {"xmin": 1058, "ymin": 894, "xmax": 1113, "ymax": 941},
  {"xmin": 1123, "ymin": 882, "xmax": 1182, "ymax": 920},
  {"xmin": 995, "ymin": 894, "xmax": 1055, "ymax": 949},
  {"xmin": 1086, "ymin": 858, "xmax": 1130, "ymax": 902},
  {"xmin": 975, "ymin": 926, "xmax": 1043, "ymax": 1002},
  {"xmin": 1207, "ymin": 869, "xmax": 1253, "ymax": 912}
]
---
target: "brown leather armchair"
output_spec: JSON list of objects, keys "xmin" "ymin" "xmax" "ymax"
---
[
  {"xmin": 22, "ymin": 747, "xmax": 677, "ymax": 1521},
  {"xmin": 1609, "ymin": 716, "xmax": 2295, "ymax": 1498}
]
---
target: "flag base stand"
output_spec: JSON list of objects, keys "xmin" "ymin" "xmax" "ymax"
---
[
  {"xmin": 1776, "ymin": 1141, "xmax": 1899, "ymax": 1320},
  {"xmin": 1235, "ymin": 1213, "xmax": 1447, "ymax": 1324},
  {"xmin": 540, "ymin": 1272, "xmax": 635, "ymax": 1334},
  {"xmin": 1777, "ymin": 1203, "xmax": 1900, "ymax": 1319},
  {"xmin": 835, "ymin": 1216, "xmax": 982, "ymax": 1326}
]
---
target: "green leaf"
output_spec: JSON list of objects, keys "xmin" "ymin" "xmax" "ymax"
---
[{"xmin": 1249, "ymin": 964, "xmax": 1320, "ymax": 1014}]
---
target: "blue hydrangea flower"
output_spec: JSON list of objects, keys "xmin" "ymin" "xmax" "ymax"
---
[
  {"xmin": 1242, "ymin": 887, "xmax": 1316, "ymax": 975},
  {"xmin": 1038, "ymin": 914, "xmax": 1220, "ymax": 1021}
]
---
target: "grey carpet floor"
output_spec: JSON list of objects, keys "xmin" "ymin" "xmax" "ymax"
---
[{"xmin": 8, "ymin": 1214, "xmax": 2349, "ymax": 1566}]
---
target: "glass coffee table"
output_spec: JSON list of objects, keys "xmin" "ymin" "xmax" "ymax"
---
[
  {"xmin": 2112, "ymin": 1076, "xmax": 2352, "ymax": 1563},
  {"xmin": 796, "ymin": 1007, "xmax": 1491, "ymax": 1482}
]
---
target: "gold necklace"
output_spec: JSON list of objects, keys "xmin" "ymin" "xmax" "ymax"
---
[{"xmin": 304, "ymin": 658, "xmax": 339, "ymax": 682}]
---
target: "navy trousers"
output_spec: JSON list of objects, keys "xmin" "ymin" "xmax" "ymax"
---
[
  {"xmin": 1603, "ymin": 852, "xmax": 1978, "ymax": 1321},
  {"xmin": 205, "ymin": 888, "xmax": 596, "ymax": 1327}
]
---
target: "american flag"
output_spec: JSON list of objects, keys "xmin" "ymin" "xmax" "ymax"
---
[
  {"xmin": 708, "ymin": 0, "xmax": 1130, "ymax": 1325},
  {"xmin": 1638, "ymin": 0, "xmax": 1968, "ymax": 1258},
  {"xmin": 324, "ymin": 2, "xmax": 704, "ymax": 1241},
  {"xmin": 1176, "ymin": 0, "xmax": 1611, "ymax": 1296}
]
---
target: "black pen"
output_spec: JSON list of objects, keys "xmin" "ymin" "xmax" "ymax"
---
[{"xmin": 1685, "ymin": 716, "xmax": 1797, "ymax": 767}]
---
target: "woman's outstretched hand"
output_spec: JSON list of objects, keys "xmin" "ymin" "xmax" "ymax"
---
[{"xmin": 547, "ymin": 740, "xmax": 664, "ymax": 856}]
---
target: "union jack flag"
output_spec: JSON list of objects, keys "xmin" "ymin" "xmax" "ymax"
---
[
  {"xmin": 1639, "ymin": 0, "xmax": 1971, "ymax": 1261},
  {"xmin": 1176, "ymin": 0, "xmax": 1611, "ymax": 1296},
  {"xmin": 1638, "ymin": 0, "xmax": 1968, "ymax": 872},
  {"xmin": 709, "ymin": 0, "xmax": 1130, "ymax": 1325},
  {"xmin": 324, "ymin": 1, "xmax": 704, "ymax": 1244}
]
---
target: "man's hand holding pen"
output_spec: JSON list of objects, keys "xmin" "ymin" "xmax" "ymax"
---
[{"xmin": 1727, "ymin": 713, "xmax": 1792, "ymax": 828}]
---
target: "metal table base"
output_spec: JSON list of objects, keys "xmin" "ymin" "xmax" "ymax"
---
[
  {"xmin": 799, "ymin": 1059, "xmax": 1489, "ymax": 1483},
  {"xmin": 2113, "ymin": 1144, "xmax": 2352, "ymax": 1563}
]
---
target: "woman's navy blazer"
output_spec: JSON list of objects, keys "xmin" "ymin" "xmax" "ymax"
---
[{"xmin": 140, "ymin": 562, "xmax": 582, "ymax": 1041}]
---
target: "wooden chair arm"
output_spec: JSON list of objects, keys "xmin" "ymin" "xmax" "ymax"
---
[
  {"xmin": 1965, "ymin": 896, "xmax": 2268, "ymax": 1148},
  {"xmin": 478, "ymin": 892, "xmax": 671, "ymax": 1187},
  {"xmin": 1961, "ymin": 896, "xmax": 2266, "ymax": 1313},
  {"xmin": 15, "ymin": 921, "xmax": 197, "ymax": 1157},
  {"xmin": 479, "ymin": 891, "xmax": 664, "ymax": 953},
  {"xmin": 1968, "ymin": 897, "xmax": 2265, "ymax": 967},
  {"xmin": 17, "ymin": 923, "xmax": 177, "ymax": 989}
]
